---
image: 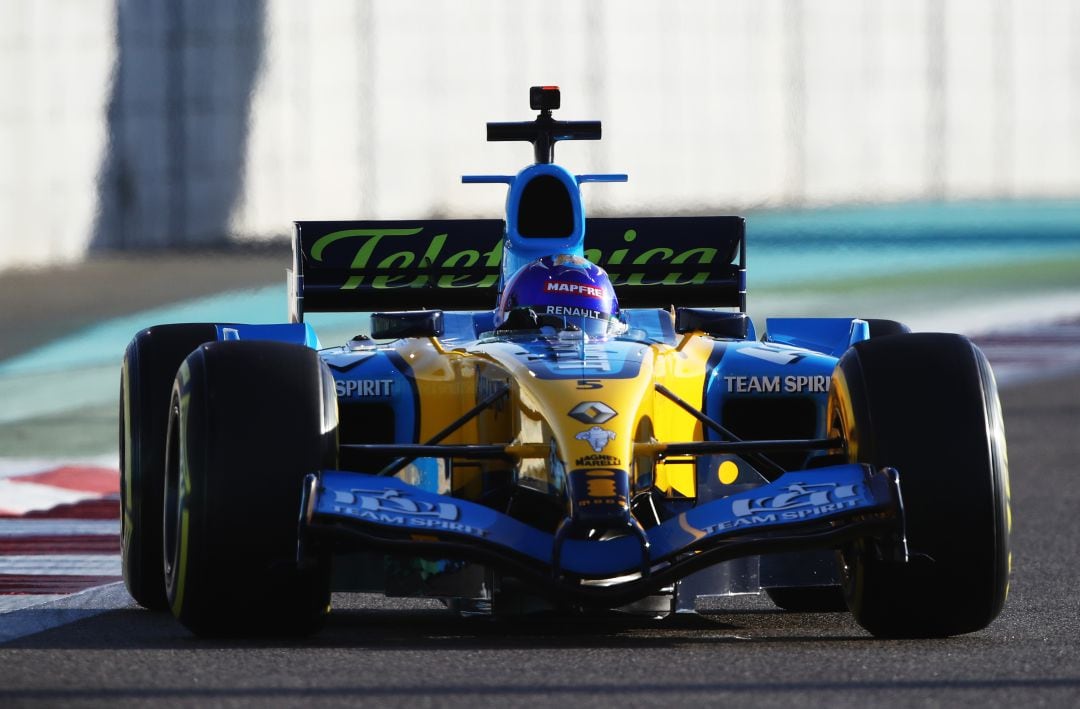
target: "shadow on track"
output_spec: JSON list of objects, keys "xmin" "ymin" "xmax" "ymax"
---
[{"xmin": 3, "ymin": 595, "xmax": 886, "ymax": 653}]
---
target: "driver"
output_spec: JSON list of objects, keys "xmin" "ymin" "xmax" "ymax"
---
[{"xmin": 495, "ymin": 254, "xmax": 626, "ymax": 338}]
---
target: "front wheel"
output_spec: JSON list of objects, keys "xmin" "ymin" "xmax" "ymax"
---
[
  {"xmin": 830, "ymin": 333, "xmax": 1011, "ymax": 637},
  {"xmin": 163, "ymin": 340, "xmax": 338, "ymax": 636}
]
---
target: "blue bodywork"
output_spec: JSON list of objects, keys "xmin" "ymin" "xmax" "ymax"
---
[
  {"xmin": 214, "ymin": 322, "xmax": 320, "ymax": 348},
  {"xmin": 464, "ymin": 163, "xmax": 627, "ymax": 281}
]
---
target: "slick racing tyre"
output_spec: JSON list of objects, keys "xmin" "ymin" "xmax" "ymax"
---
[
  {"xmin": 163, "ymin": 340, "xmax": 338, "ymax": 636},
  {"xmin": 830, "ymin": 333, "xmax": 1011, "ymax": 638},
  {"xmin": 120, "ymin": 324, "xmax": 219, "ymax": 610}
]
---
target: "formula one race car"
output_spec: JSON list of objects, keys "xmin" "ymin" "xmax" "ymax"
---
[{"xmin": 120, "ymin": 87, "xmax": 1010, "ymax": 638}]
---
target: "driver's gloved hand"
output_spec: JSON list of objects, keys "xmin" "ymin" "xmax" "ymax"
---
[{"xmin": 538, "ymin": 314, "xmax": 571, "ymax": 329}]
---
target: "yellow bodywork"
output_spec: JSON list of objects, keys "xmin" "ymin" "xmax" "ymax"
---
[{"xmin": 389, "ymin": 329, "xmax": 718, "ymax": 503}]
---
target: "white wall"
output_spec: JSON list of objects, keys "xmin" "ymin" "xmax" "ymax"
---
[
  {"xmin": 2, "ymin": 0, "xmax": 1079, "ymax": 270},
  {"xmin": 0, "ymin": 0, "xmax": 115, "ymax": 268}
]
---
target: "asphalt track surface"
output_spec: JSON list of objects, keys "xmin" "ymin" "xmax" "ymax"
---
[{"xmin": 0, "ymin": 370, "xmax": 1076, "ymax": 707}]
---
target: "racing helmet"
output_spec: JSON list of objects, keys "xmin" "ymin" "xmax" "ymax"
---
[{"xmin": 496, "ymin": 255, "xmax": 623, "ymax": 338}]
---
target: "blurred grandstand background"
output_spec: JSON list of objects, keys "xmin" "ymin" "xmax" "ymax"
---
[{"xmin": 1, "ymin": 0, "xmax": 1078, "ymax": 270}]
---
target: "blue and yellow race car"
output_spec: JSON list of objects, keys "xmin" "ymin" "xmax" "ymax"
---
[{"xmin": 120, "ymin": 87, "xmax": 1010, "ymax": 638}]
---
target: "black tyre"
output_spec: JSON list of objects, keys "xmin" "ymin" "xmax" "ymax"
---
[
  {"xmin": 120, "ymin": 324, "xmax": 219, "ymax": 610},
  {"xmin": 861, "ymin": 319, "xmax": 911, "ymax": 338},
  {"xmin": 830, "ymin": 333, "xmax": 1010, "ymax": 637},
  {"xmin": 766, "ymin": 586, "xmax": 847, "ymax": 613},
  {"xmin": 163, "ymin": 340, "xmax": 337, "ymax": 636}
]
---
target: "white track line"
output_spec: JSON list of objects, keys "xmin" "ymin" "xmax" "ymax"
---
[
  {"xmin": 0, "ymin": 555, "xmax": 121, "ymax": 575},
  {"xmin": 0, "ymin": 595, "xmax": 68, "ymax": 612},
  {"xmin": 0, "ymin": 519, "xmax": 120, "ymax": 536}
]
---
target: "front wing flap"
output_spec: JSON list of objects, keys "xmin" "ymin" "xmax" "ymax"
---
[{"xmin": 302, "ymin": 464, "xmax": 903, "ymax": 605}]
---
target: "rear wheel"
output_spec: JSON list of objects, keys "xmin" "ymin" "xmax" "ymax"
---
[
  {"xmin": 163, "ymin": 340, "xmax": 337, "ymax": 636},
  {"xmin": 830, "ymin": 333, "xmax": 1010, "ymax": 637},
  {"xmin": 120, "ymin": 324, "xmax": 219, "ymax": 610},
  {"xmin": 861, "ymin": 319, "xmax": 911, "ymax": 338}
]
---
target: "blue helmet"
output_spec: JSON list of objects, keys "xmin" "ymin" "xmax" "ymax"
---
[{"xmin": 496, "ymin": 255, "xmax": 623, "ymax": 338}]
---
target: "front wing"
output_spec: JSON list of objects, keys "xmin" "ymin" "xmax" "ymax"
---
[{"xmin": 301, "ymin": 464, "xmax": 904, "ymax": 605}]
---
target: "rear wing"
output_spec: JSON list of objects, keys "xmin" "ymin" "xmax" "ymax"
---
[{"xmin": 290, "ymin": 216, "xmax": 745, "ymax": 321}]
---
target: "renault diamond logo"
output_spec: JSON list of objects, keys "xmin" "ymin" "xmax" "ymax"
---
[{"xmin": 568, "ymin": 401, "xmax": 617, "ymax": 425}]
